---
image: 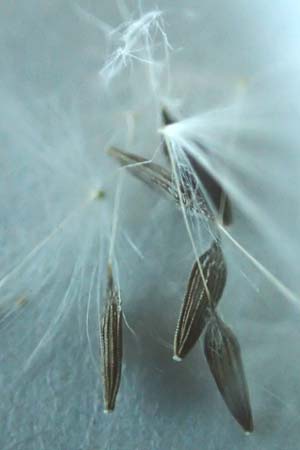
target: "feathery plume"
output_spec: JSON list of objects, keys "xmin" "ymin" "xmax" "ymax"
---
[{"xmin": 161, "ymin": 107, "xmax": 232, "ymax": 225}]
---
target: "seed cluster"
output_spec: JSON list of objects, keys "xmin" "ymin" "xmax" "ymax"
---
[{"xmin": 100, "ymin": 107, "xmax": 253, "ymax": 433}]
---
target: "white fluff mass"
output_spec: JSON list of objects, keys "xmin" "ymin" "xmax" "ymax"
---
[{"xmin": 1, "ymin": 1, "xmax": 300, "ymax": 449}]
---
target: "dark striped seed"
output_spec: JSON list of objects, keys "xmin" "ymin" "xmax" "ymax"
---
[
  {"xmin": 174, "ymin": 241, "xmax": 227, "ymax": 360},
  {"xmin": 107, "ymin": 146, "xmax": 174, "ymax": 195},
  {"xmin": 100, "ymin": 266, "xmax": 123, "ymax": 413},
  {"xmin": 204, "ymin": 315, "xmax": 254, "ymax": 433},
  {"xmin": 107, "ymin": 146, "xmax": 214, "ymax": 220}
]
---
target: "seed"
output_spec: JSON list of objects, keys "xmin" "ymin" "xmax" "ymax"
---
[
  {"xmin": 161, "ymin": 107, "xmax": 232, "ymax": 225},
  {"xmin": 107, "ymin": 146, "xmax": 175, "ymax": 195},
  {"xmin": 204, "ymin": 315, "xmax": 254, "ymax": 433},
  {"xmin": 174, "ymin": 241, "xmax": 227, "ymax": 360},
  {"xmin": 107, "ymin": 146, "xmax": 214, "ymax": 219},
  {"xmin": 100, "ymin": 265, "xmax": 123, "ymax": 413}
]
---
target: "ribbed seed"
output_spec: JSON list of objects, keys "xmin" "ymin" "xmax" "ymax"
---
[
  {"xmin": 204, "ymin": 315, "xmax": 254, "ymax": 433},
  {"xmin": 161, "ymin": 107, "xmax": 232, "ymax": 225},
  {"xmin": 107, "ymin": 146, "xmax": 214, "ymax": 219},
  {"xmin": 107, "ymin": 146, "xmax": 175, "ymax": 195},
  {"xmin": 100, "ymin": 266, "xmax": 123, "ymax": 413},
  {"xmin": 174, "ymin": 241, "xmax": 227, "ymax": 360}
]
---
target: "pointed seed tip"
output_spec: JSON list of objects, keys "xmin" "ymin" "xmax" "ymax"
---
[
  {"xmin": 95, "ymin": 189, "xmax": 106, "ymax": 200},
  {"xmin": 244, "ymin": 419, "xmax": 254, "ymax": 434},
  {"xmin": 106, "ymin": 146, "xmax": 114, "ymax": 155},
  {"xmin": 106, "ymin": 146, "xmax": 121, "ymax": 157},
  {"xmin": 161, "ymin": 106, "xmax": 176, "ymax": 125}
]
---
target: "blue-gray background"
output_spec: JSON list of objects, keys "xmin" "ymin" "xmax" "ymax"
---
[{"xmin": 1, "ymin": 1, "xmax": 300, "ymax": 449}]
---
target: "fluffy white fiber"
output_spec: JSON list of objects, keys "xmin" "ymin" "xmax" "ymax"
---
[{"xmin": 1, "ymin": 1, "xmax": 300, "ymax": 449}]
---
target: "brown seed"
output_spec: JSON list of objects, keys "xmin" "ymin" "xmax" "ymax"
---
[
  {"xmin": 174, "ymin": 241, "xmax": 227, "ymax": 360},
  {"xmin": 161, "ymin": 107, "xmax": 232, "ymax": 225},
  {"xmin": 107, "ymin": 146, "xmax": 175, "ymax": 195},
  {"xmin": 204, "ymin": 315, "xmax": 254, "ymax": 433},
  {"xmin": 107, "ymin": 146, "xmax": 214, "ymax": 220},
  {"xmin": 100, "ymin": 265, "xmax": 123, "ymax": 413}
]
